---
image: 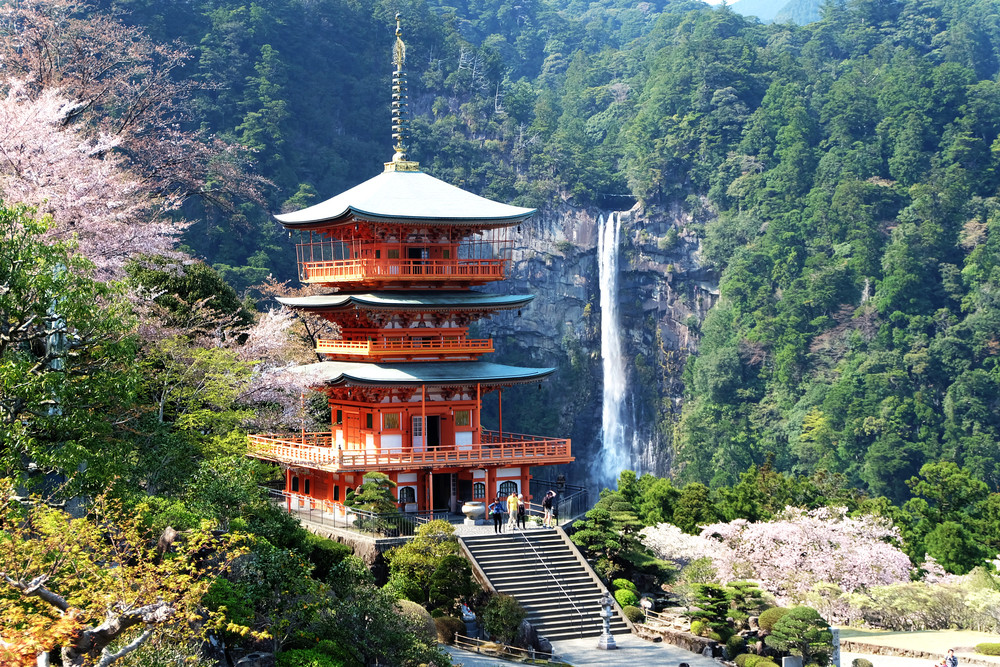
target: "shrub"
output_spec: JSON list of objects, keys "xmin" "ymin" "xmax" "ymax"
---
[
  {"xmin": 977, "ymin": 644, "xmax": 1000, "ymax": 656},
  {"xmin": 690, "ymin": 619, "xmax": 706, "ymax": 636},
  {"xmin": 483, "ymin": 594, "xmax": 526, "ymax": 644},
  {"xmin": 744, "ymin": 655, "xmax": 763, "ymax": 667},
  {"xmin": 276, "ymin": 649, "xmax": 343, "ymax": 667},
  {"xmin": 615, "ymin": 588, "xmax": 639, "ymax": 607},
  {"xmin": 396, "ymin": 599, "xmax": 437, "ymax": 644},
  {"xmin": 706, "ymin": 631, "xmax": 722, "ymax": 641},
  {"xmin": 623, "ymin": 605, "xmax": 645, "ymax": 623},
  {"xmin": 757, "ymin": 661, "xmax": 780, "ymax": 667},
  {"xmin": 435, "ymin": 616, "xmax": 465, "ymax": 644},
  {"xmin": 852, "ymin": 660, "xmax": 874, "ymax": 667},
  {"xmin": 735, "ymin": 654, "xmax": 752, "ymax": 667},
  {"xmin": 758, "ymin": 606, "xmax": 790, "ymax": 632},
  {"xmin": 727, "ymin": 634, "xmax": 747, "ymax": 658},
  {"xmin": 613, "ymin": 578, "xmax": 638, "ymax": 592},
  {"xmin": 765, "ymin": 606, "xmax": 833, "ymax": 666}
]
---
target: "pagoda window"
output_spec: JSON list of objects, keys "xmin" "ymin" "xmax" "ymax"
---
[
  {"xmin": 499, "ymin": 481, "xmax": 518, "ymax": 497},
  {"xmin": 443, "ymin": 249, "xmax": 451, "ymax": 259},
  {"xmin": 335, "ymin": 409, "xmax": 343, "ymax": 425},
  {"xmin": 473, "ymin": 482, "xmax": 485, "ymax": 499},
  {"xmin": 399, "ymin": 487, "xmax": 416, "ymax": 504},
  {"xmin": 304, "ymin": 479, "xmax": 311, "ymax": 495},
  {"xmin": 383, "ymin": 412, "xmax": 400, "ymax": 430},
  {"xmin": 388, "ymin": 249, "xmax": 400, "ymax": 259},
  {"xmin": 455, "ymin": 410, "xmax": 471, "ymax": 427},
  {"xmin": 366, "ymin": 413, "xmax": 373, "ymax": 429},
  {"xmin": 334, "ymin": 486, "xmax": 340, "ymax": 502},
  {"xmin": 291, "ymin": 476, "xmax": 300, "ymax": 493}
]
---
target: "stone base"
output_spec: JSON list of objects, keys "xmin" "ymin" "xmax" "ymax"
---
[
  {"xmin": 464, "ymin": 517, "xmax": 486, "ymax": 526},
  {"xmin": 597, "ymin": 633, "xmax": 618, "ymax": 650}
]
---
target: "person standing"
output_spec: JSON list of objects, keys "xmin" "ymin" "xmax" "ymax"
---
[
  {"xmin": 516, "ymin": 493, "xmax": 526, "ymax": 529},
  {"xmin": 489, "ymin": 495, "xmax": 505, "ymax": 534},
  {"xmin": 542, "ymin": 490, "xmax": 556, "ymax": 528},
  {"xmin": 506, "ymin": 490, "xmax": 520, "ymax": 531},
  {"xmin": 946, "ymin": 649, "xmax": 958, "ymax": 667}
]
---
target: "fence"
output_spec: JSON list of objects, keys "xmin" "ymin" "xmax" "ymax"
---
[
  {"xmin": 264, "ymin": 488, "xmax": 449, "ymax": 539},
  {"xmin": 452, "ymin": 634, "xmax": 563, "ymax": 664}
]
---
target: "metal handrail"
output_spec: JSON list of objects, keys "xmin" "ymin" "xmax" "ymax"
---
[{"xmin": 507, "ymin": 523, "xmax": 589, "ymax": 639}]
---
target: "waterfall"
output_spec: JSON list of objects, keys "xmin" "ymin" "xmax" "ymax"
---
[{"xmin": 594, "ymin": 212, "xmax": 631, "ymax": 488}]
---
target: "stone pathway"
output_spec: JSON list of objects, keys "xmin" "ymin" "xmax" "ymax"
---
[{"xmin": 443, "ymin": 633, "xmax": 723, "ymax": 667}]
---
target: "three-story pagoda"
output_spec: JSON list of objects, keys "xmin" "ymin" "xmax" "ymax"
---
[{"xmin": 248, "ymin": 16, "xmax": 572, "ymax": 513}]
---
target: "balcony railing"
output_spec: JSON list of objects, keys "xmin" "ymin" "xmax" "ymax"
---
[
  {"xmin": 315, "ymin": 337, "xmax": 494, "ymax": 357},
  {"xmin": 300, "ymin": 258, "xmax": 505, "ymax": 284},
  {"xmin": 248, "ymin": 430, "xmax": 572, "ymax": 471}
]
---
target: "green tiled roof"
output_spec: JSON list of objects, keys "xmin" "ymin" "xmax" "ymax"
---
[
  {"xmin": 293, "ymin": 361, "xmax": 554, "ymax": 387},
  {"xmin": 275, "ymin": 290, "xmax": 534, "ymax": 311},
  {"xmin": 274, "ymin": 170, "xmax": 535, "ymax": 227}
]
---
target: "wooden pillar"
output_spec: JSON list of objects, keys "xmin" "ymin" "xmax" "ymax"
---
[
  {"xmin": 421, "ymin": 384, "xmax": 427, "ymax": 452},
  {"xmin": 485, "ymin": 467, "xmax": 494, "ymax": 502},
  {"xmin": 498, "ymin": 388, "xmax": 503, "ymax": 440},
  {"xmin": 427, "ymin": 470, "xmax": 434, "ymax": 513},
  {"xmin": 476, "ymin": 383, "xmax": 481, "ymax": 447}
]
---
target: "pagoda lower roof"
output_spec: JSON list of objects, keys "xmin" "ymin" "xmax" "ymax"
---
[
  {"xmin": 274, "ymin": 169, "xmax": 535, "ymax": 228},
  {"xmin": 276, "ymin": 291, "xmax": 534, "ymax": 312},
  {"xmin": 293, "ymin": 361, "xmax": 554, "ymax": 387}
]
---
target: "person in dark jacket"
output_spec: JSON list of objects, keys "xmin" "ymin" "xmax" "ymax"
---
[{"xmin": 488, "ymin": 495, "xmax": 505, "ymax": 534}]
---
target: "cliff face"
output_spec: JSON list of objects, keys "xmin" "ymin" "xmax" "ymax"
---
[{"xmin": 480, "ymin": 202, "xmax": 719, "ymax": 489}]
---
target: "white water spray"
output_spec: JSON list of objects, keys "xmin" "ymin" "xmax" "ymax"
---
[{"xmin": 595, "ymin": 212, "xmax": 630, "ymax": 487}]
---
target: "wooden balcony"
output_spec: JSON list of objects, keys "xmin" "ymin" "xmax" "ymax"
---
[
  {"xmin": 300, "ymin": 258, "xmax": 505, "ymax": 285},
  {"xmin": 316, "ymin": 337, "xmax": 494, "ymax": 358},
  {"xmin": 248, "ymin": 429, "xmax": 572, "ymax": 472}
]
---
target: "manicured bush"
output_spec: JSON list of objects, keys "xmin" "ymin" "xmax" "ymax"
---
[
  {"xmin": 276, "ymin": 648, "xmax": 343, "ymax": 667},
  {"xmin": 744, "ymin": 654, "xmax": 763, "ymax": 667},
  {"xmin": 434, "ymin": 616, "xmax": 465, "ymax": 644},
  {"xmin": 735, "ymin": 654, "xmax": 752, "ymax": 667},
  {"xmin": 765, "ymin": 606, "xmax": 832, "ymax": 666},
  {"xmin": 690, "ymin": 619, "xmax": 706, "ymax": 636},
  {"xmin": 613, "ymin": 578, "xmax": 638, "ymax": 592},
  {"xmin": 483, "ymin": 593, "xmax": 526, "ymax": 644},
  {"xmin": 396, "ymin": 599, "xmax": 437, "ymax": 643},
  {"xmin": 614, "ymin": 588, "xmax": 638, "ymax": 608},
  {"xmin": 851, "ymin": 660, "xmax": 874, "ymax": 667},
  {"xmin": 623, "ymin": 605, "xmax": 645, "ymax": 623},
  {"xmin": 706, "ymin": 631, "xmax": 722, "ymax": 641},
  {"xmin": 758, "ymin": 606, "xmax": 790, "ymax": 632},
  {"xmin": 756, "ymin": 661, "xmax": 780, "ymax": 667},
  {"xmin": 727, "ymin": 634, "xmax": 747, "ymax": 658},
  {"xmin": 977, "ymin": 644, "xmax": 1000, "ymax": 656}
]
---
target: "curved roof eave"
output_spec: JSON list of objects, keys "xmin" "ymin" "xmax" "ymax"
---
[
  {"xmin": 275, "ymin": 291, "xmax": 536, "ymax": 311},
  {"xmin": 273, "ymin": 170, "xmax": 535, "ymax": 228},
  {"xmin": 291, "ymin": 361, "xmax": 554, "ymax": 387}
]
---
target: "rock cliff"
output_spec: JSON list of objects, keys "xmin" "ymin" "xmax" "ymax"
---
[{"xmin": 480, "ymin": 201, "xmax": 719, "ymax": 489}]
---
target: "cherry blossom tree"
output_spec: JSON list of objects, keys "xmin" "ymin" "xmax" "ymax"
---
[{"xmin": 0, "ymin": 0, "xmax": 267, "ymax": 277}]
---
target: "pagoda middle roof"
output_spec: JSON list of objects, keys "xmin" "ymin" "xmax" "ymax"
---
[
  {"xmin": 293, "ymin": 360, "xmax": 554, "ymax": 387},
  {"xmin": 274, "ymin": 169, "xmax": 535, "ymax": 228},
  {"xmin": 276, "ymin": 291, "xmax": 534, "ymax": 312}
]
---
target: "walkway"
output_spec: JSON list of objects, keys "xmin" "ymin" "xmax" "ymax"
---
[{"xmin": 442, "ymin": 634, "xmax": 724, "ymax": 667}]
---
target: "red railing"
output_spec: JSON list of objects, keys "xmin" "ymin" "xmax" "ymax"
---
[
  {"xmin": 300, "ymin": 258, "xmax": 505, "ymax": 283},
  {"xmin": 248, "ymin": 430, "xmax": 572, "ymax": 471},
  {"xmin": 315, "ymin": 337, "xmax": 494, "ymax": 357}
]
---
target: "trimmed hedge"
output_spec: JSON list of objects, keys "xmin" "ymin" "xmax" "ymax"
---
[
  {"xmin": 758, "ymin": 606, "xmax": 790, "ymax": 632},
  {"xmin": 727, "ymin": 634, "xmax": 747, "ymax": 658},
  {"xmin": 977, "ymin": 644, "xmax": 1000, "ymax": 656},
  {"xmin": 613, "ymin": 578, "xmax": 638, "ymax": 592},
  {"xmin": 614, "ymin": 588, "xmax": 638, "ymax": 608},
  {"xmin": 851, "ymin": 660, "xmax": 874, "ymax": 667},
  {"xmin": 690, "ymin": 619, "xmax": 706, "ymax": 636},
  {"xmin": 623, "ymin": 605, "xmax": 645, "ymax": 623},
  {"xmin": 434, "ymin": 616, "xmax": 465, "ymax": 644}
]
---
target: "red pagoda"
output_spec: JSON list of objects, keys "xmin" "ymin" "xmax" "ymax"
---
[{"xmin": 248, "ymin": 16, "xmax": 572, "ymax": 514}]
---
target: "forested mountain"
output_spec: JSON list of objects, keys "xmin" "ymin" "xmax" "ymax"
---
[{"xmin": 101, "ymin": 0, "xmax": 1000, "ymax": 504}]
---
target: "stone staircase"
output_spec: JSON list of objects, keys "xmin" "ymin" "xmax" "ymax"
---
[{"xmin": 460, "ymin": 528, "xmax": 630, "ymax": 641}]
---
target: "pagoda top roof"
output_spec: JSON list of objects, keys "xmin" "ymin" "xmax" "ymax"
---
[
  {"xmin": 293, "ymin": 360, "xmax": 554, "ymax": 387},
  {"xmin": 274, "ymin": 168, "xmax": 535, "ymax": 228},
  {"xmin": 276, "ymin": 290, "xmax": 534, "ymax": 312}
]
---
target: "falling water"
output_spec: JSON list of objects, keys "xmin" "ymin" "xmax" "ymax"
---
[{"xmin": 594, "ymin": 212, "xmax": 631, "ymax": 487}]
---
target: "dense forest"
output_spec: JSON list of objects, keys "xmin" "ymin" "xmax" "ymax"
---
[
  {"xmin": 5, "ymin": 0, "xmax": 1000, "ymax": 662},
  {"xmin": 102, "ymin": 0, "xmax": 1000, "ymax": 499}
]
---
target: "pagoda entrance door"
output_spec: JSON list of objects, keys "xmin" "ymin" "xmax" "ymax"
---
[
  {"xmin": 432, "ymin": 472, "xmax": 454, "ymax": 512},
  {"xmin": 407, "ymin": 247, "xmax": 427, "ymax": 274},
  {"xmin": 412, "ymin": 415, "xmax": 441, "ymax": 452},
  {"xmin": 345, "ymin": 412, "xmax": 360, "ymax": 449}
]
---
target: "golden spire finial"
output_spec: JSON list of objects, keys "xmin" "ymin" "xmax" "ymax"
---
[{"xmin": 389, "ymin": 12, "xmax": 414, "ymax": 168}]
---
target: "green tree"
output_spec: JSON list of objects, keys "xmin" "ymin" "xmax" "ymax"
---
[{"xmin": 764, "ymin": 606, "xmax": 833, "ymax": 665}]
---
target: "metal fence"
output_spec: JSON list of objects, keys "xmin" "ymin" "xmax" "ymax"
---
[{"xmin": 264, "ymin": 488, "xmax": 449, "ymax": 539}]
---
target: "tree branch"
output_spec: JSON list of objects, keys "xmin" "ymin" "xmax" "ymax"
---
[
  {"xmin": 2, "ymin": 573, "xmax": 70, "ymax": 612},
  {"xmin": 95, "ymin": 627, "xmax": 153, "ymax": 667}
]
